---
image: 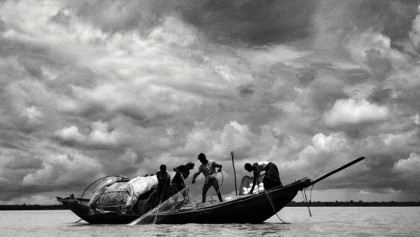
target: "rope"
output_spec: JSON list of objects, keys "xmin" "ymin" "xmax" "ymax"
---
[
  {"xmin": 310, "ymin": 184, "xmax": 314, "ymax": 202},
  {"xmin": 302, "ymin": 187, "xmax": 312, "ymax": 217},
  {"xmin": 217, "ymin": 171, "xmax": 224, "ymax": 195},
  {"xmin": 264, "ymin": 190, "xmax": 286, "ymax": 224}
]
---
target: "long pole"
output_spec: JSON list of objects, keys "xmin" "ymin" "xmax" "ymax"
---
[
  {"xmin": 309, "ymin": 157, "xmax": 365, "ymax": 186},
  {"xmin": 230, "ymin": 151, "xmax": 238, "ymax": 196}
]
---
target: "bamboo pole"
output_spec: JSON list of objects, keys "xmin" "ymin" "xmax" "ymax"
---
[{"xmin": 230, "ymin": 151, "xmax": 238, "ymax": 196}]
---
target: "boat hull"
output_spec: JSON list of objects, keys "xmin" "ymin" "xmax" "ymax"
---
[
  {"xmin": 58, "ymin": 178, "xmax": 309, "ymax": 224},
  {"xmin": 143, "ymin": 179, "xmax": 307, "ymax": 224}
]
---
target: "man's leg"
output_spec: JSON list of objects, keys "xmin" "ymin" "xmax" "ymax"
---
[
  {"xmin": 202, "ymin": 182, "xmax": 211, "ymax": 203},
  {"xmin": 212, "ymin": 180, "xmax": 223, "ymax": 202}
]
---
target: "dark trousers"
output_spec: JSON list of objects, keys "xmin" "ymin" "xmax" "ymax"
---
[{"xmin": 263, "ymin": 163, "xmax": 282, "ymax": 189}]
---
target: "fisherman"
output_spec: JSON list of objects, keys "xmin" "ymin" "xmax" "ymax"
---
[
  {"xmin": 244, "ymin": 161, "xmax": 282, "ymax": 194},
  {"xmin": 192, "ymin": 153, "xmax": 223, "ymax": 203},
  {"xmin": 155, "ymin": 164, "xmax": 172, "ymax": 203},
  {"xmin": 172, "ymin": 162, "xmax": 195, "ymax": 195}
]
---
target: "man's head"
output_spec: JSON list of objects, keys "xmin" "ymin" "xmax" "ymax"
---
[
  {"xmin": 160, "ymin": 164, "xmax": 167, "ymax": 172},
  {"xmin": 244, "ymin": 163, "xmax": 253, "ymax": 172},
  {"xmin": 186, "ymin": 162, "xmax": 195, "ymax": 170},
  {"xmin": 197, "ymin": 153, "xmax": 207, "ymax": 163}
]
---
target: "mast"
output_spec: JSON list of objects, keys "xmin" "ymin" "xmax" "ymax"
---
[{"xmin": 231, "ymin": 151, "xmax": 238, "ymax": 196}]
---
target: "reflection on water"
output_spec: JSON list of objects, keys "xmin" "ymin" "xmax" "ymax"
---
[{"xmin": 0, "ymin": 207, "xmax": 419, "ymax": 236}]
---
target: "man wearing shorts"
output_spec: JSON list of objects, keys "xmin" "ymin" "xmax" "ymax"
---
[{"xmin": 192, "ymin": 153, "xmax": 223, "ymax": 203}]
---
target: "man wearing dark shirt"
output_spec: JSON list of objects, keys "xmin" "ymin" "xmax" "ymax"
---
[
  {"xmin": 244, "ymin": 161, "xmax": 282, "ymax": 194},
  {"xmin": 156, "ymin": 164, "xmax": 172, "ymax": 203},
  {"xmin": 172, "ymin": 162, "xmax": 195, "ymax": 195}
]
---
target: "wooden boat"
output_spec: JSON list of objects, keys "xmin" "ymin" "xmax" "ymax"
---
[
  {"xmin": 57, "ymin": 196, "xmax": 141, "ymax": 224},
  {"xmin": 57, "ymin": 157, "xmax": 364, "ymax": 224}
]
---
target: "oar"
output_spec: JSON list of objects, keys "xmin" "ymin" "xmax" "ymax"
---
[{"xmin": 307, "ymin": 157, "xmax": 365, "ymax": 187}]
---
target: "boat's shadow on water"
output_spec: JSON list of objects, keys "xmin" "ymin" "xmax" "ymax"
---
[
  {"xmin": 231, "ymin": 222, "xmax": 292, "ymax": 236},
  {"xmin": 67, "ymin": 221, "xmax": 292, "ymax": 236}
]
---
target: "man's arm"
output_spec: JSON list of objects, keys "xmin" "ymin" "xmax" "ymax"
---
[
  {"xmin": 214, "ymin": 162, "xmax": 223, "ymax": 172},
  {"xmin": 250, "ymin": 165, "xmax": 260, "ymax": 194},
  {"xmin": 192, "ymin": 170, "xmax": 201, "ymax": 184}
]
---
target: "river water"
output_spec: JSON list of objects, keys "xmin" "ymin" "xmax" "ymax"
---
[{"xmin": 0, "ymin": 207, "xmax": 419, "ymax": 236}]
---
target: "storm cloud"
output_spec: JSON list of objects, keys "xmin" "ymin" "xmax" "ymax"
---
[{"xmin": 1, "ymin": 0, "xmax": 420, "ymax": 204}]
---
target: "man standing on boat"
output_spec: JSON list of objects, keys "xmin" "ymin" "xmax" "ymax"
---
[
  {"xmin": 172, "ymin": 162, "xmax": 195, "ymax": 196},
  {"xmin": 145, "ymin": 164, "xmax": 173, "ymax": 211},
  {"xmin": 156, "ymin": 164, "xmax": 172, "ymax": 203},
  {"xmin": 192, "ymin": 153, "xmax": 223, "ymax": 203},
  {"xmin": 244, "ymin": 161, "xmax": 282, "ymax": 194}
]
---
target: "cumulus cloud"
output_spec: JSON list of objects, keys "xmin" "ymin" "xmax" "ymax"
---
[
  {"xmin": 212, "ymin": 121, "xmax": 253, "ymax": 156},
  {"xmin": 409, "ymin": 6, "xmax": 420, "ymax": 51},
  {"xmin": 21, "ymin": 106, "xmax": 44, "ymax": 125},
  {"xmin": 22, "ymin": 153, "xmax": 103, "ymax": 187},
  {"xmin": 324, "ymin": 99, "xmax": 389, "ymax": 127},
  {"xmin": 54, "ymin": 126, "xmax": 85, "ymax": 144},
  {"xmin": 55, "ymin": 121, "xmax": 124, "ymax": 148},
  {"xmin": 381, "ymin": 131, "xmax": 416, "ymax": 148},
  {"xmin": 393, "ymin": 153, "xmax": 420, "ymax": 176},
  {"xmin": 282, "ymin": 133, "xmax": 350, "ymax": 172}
]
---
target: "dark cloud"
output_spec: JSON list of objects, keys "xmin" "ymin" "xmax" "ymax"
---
[
  {"xmin": 0, "ymin": 18, "xmax": 5, "ymax": 32},
  {"xmin": 4, "ymin": 155, "xmax": 44, "ymax": 170},
  {"xmin": 368, "ymin": 89, "xmax": 393, "ymax": 104},
  {"xmin": 237, "ymin": 83, "xmax": 254, "ymax": 97},
  {"xmin": 182, "ymin": 0, "xmax": 318, "ymax": 45},
  {"xmin": 297, "ymin": 68, "xmax": 316, "ymax": 86},
  {"xmin": 363, "ymin": 1, "xmax": 420, "ymax": 43},
  {"xmin": 67, "ymin": 0, "xmax": 318, "ymax": 45},
  {"xmin": 47, "ymin": 66, "xmax": 98, "ymax": 94},
  {"xmin": 394, "ymin": 89, "xmax": 420, "ymax": 111},
  {"xmin": 313, "ymin": 0, "xmax": 420, "ymax": 54},
  {"xmin": 2, "ymin": 0, "xmax": 420, "ymax": 204},
  {"xmin": 66, "ymin": 0, "xmax": 420, "ymax": 47},
  {"xmin": 68, "ymin": 0, "xmax": 181, "ymax": 34},
  {"xmin": 49, "ymin": 8, "xmax": 72, "ymax": 26},
  {"xmin": 365, "ymin": 49, "xmax": 392, "ymax": 80},
  {"xmin": 343, "ymin": 69, "xmax": 370, "ymax": 83}
]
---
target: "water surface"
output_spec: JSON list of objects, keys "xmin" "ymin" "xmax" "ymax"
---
[{"xmin": 1, "ymin": 207, "xmax": 419, "ymax": 236}]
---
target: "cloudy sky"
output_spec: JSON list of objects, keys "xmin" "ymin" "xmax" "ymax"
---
[{"xmin": 1, "ymin": 0, "xmax": 420, "ymax": 205}]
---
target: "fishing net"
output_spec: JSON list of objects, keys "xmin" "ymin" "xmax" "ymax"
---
[
  {"xmin": 239, "ymin": 174, "xmax": 266, "ymax": 195},
  {"xmin": 130, "ymin": 185, "xmax": 196, "ymax": 224},
  {"xmin": 129, "ymin": 174, "xmax": 226, "ymax": 225},
  {"xmin": 88, "ymin": 177, "xmax": 123, "ymax": 207},
  {"xmin": 86, "ymin": 175, "xmax": 159, "ymax": 214},
  {"xmin": 94, "ymin": 182, "xmax": 130, "ymax": 212}
]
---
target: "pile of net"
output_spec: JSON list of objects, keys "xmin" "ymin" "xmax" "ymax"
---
[
  {"xmin": 239, "ymin": 175, "xmax": 266, "ymax": 195},
  {"xmin": 87, "ymin": 175, "xmax": 159, "ymax": 214}
]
